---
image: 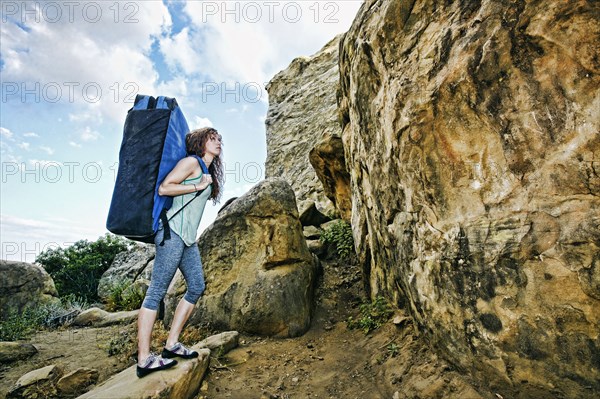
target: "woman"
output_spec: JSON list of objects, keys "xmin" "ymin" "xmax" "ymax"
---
[{"xmin": 136, "ymin": 127, "xmax": 224, "ymax": 378}]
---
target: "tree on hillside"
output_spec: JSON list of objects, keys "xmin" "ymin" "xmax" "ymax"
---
[{"xmin": 36, "ymin": 233, "xmax": 135, "ymax": 302}]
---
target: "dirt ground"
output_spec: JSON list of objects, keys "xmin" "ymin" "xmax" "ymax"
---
[
  {"xmin": 0, "ymin": 323, "xmax": 131, "ymax": 398},
  {"xmin": 1, "ymin": 258, "xmax": 490, "ymax": 399},
  {"xmin": 198, "ymin": 259, "xmax": 487, "ymax": 399}
]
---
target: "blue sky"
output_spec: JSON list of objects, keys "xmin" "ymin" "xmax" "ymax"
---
[{"xmin": 0, "ymin": 0, "xmax": 363, "ymax": 262}]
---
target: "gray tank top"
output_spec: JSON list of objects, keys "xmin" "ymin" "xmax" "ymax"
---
[{"xmin": 166, "ymin": 173, "xmax": 212, "ymax": 246}]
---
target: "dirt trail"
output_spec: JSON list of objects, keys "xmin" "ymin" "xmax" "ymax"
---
[
  {"xmin": 0, "ymin": 259, "xmax": 487, "ymax": 399},
  {"xmin": 198, "ymin": 259, "xmax": 486, "ymax": 399}
]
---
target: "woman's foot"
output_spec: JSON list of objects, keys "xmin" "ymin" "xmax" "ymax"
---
[
  {"xmin": 161, "ymin": 342, "xmax": 199, "ymax": 359},
  {"xmin": 136, "ymin": 352, "xmax": 177, "ymax": 378}
]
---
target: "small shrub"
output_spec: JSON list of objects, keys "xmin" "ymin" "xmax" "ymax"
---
[
  {"xmin": 0, "ymin": 307, "xmax": 47, "ymax": 341},
  {"xmin": 387, "ymin": 342, "xmax": 399, "ymax": 358},
  {"xmin": 347, "ymin": 296, "xmax": 394, "ymax": 334},
  {"xmin": 106, "ymin": 328, "xmax": 137, "ymax": 362},
  {"xmin": 214, "ymin": 345, "xmax": 226, "ymax": 360},
  {"xmin": 122, "ymin": 285, "xmax": 145, "ymax": 311},
  {"xmin": 375, "ymin": 342, "xmax": 401, "ymax": 365},
  {"xmin": 106, "ymin": 280, "xmax": 145, "ymax": 312},
  {"xmin": 320, "ymin": 220, "xmax": 355, "ymax": 261}
]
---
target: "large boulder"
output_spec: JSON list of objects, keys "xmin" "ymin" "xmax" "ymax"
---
[
  {"xmin": 338, "ymin": 0, "xmax": 599, "ymax": 398},
  {"xmin": 265, "ymin": 35, "xmax": 347, "ymax": 218},
  {"xmin": 97, "ymin": 245, "xmax": 155, "ymax": 301},
  {"xmin": 165, "ymin": 178, "xmax": 320, "ymax": 338},
  {"xmin": 0, "ymin": 260, "xmax": 59, "ymax": 319}
]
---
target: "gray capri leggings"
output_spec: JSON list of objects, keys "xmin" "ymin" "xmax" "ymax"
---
[{"xmin": 142, "ymin": 219, "xmax": 206, "ymax": 311}]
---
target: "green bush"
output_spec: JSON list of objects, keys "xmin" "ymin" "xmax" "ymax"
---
[
  {"xmin": 0, "ymin": 306, "xmax": 49, "ymax": 341},
  {"xmin": 106, "ymin": 279, "xmax": 145, "ymax": 312},
  {"xmin": 347, "ymin": 296, "xmax": 394, "ymax": 334},
  {"xmin": 36, "ymin": 233, "xmax": 134, "ymax": 303},
  {"xmin": 320, "ymin": 220, "xmax": 355, "ymax": 261}
]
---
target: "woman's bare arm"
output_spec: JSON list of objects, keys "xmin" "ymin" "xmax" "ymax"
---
[{"xmin": 158, "ymin": 158, "xmax": 212, "ymax": 196}]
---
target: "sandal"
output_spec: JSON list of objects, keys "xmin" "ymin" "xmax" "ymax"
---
[
  {"xmin": 161, "ymin": 342, "xmax": 199, "ymax": 359},
  {"xmin": 136, "ymin": 352, "xmax": 177, "ymax": 378}
]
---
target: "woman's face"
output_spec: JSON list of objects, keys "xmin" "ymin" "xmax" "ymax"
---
[{"xmin": 205, "ymin": 133, "xmax": 222, "ymax": 157}]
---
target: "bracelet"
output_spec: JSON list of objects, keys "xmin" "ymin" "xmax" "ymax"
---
[{"xmin": 193, "ymin": 183, "xmax": 197, "ymax": 192}]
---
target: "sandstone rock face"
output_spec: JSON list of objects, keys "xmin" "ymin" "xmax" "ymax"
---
[
  {"xmin": 0, "ymin": 260, "xmax": 59, "ymax": 318},
  {"xmin": 97, "ymin": 245, "xmax": 155, "ymax": 301},
  {"xmin": 338, "ymin": 0, "xmax": 599, "ymax": 397},
  {"xmin": 309, "ymin": 131, "xmax": 352, "ymax": 220},
  {"xmin": 265, "ymin": 35, "xmax": 347, "ymax": 218},
  {"xmin": 166, "ymin": 179, "xmax": 319, "ymax": 338}
]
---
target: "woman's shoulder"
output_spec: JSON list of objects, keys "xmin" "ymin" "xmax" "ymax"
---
[
  {"xmin": 175, "ymin": 156, "xmax": 201, "ymax": 172},
  {"xmin": 169, "ymin": 156, "xmax": 200, "ymax": 180}
]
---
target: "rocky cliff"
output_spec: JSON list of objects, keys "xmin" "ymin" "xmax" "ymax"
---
[
  {"xmin": 265, "ymin": 35, "xmax": 348, "ymax": 219},
  {"xmin": 337, "ymin": 0, "xmax": 599, "ymax": 397}
]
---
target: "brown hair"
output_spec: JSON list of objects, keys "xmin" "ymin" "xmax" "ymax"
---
[{"xmin": 185, "ymin": 127, "xmax": 224, "ymax": 204}]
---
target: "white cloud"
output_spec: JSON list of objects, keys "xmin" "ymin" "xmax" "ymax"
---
[
  {"xmin": 2, "ymin": 1, "xmax": 362, "ymax": 123},
  {"xmin": 1, "ymin": 1, "xmax": 173, "ymax": 122},
  {"xmin": 39, "ymin": 146, "xmax": 55, "ymax": 155},
  {"xmin": 193, "ymin": 116, "xmax": 213, "ymax": 128},
  {"xmin": 0, "ymin": 138, "xmax": 21, "ymax": 163},
  {"xmin": 159, "ymin": 27, "xmax": 202, "ymax": 76},
  {"xmin": 69, "ymin": 141, "xmax": 82, "ymax": 148},
  {"xmin": 69, "ymin": 111, "xmax": 103, "ymax": 124},
  {"xmin": 0, "ymin": 152, "xmax": 22, "ymax": 163},
  {"xmin": 23, "ymin": 132, "xmax": 39, "ymax": 138},
  {"xmin": 181, "ymin": 1, "xmax": 362, "ymax": 85},
  {"xmin": 152, "ymin": 1, "xmax": 362, "ymax": 111},
  {"xmin": 28, "ymin": 159, "xmax": 63, "ymax": 168},
  {"xmin": 1, "ymin": 127, "xmax": 14, "ymax": 139},
  {"xmin": 80, "ymin": 126, "xmax": 100, "ymax": 142},
  {"xmin": 0, "ymin": 213, "xmax": 104, "ymax": 263},
  {"xmin": 17, "ymin": 142, "xmax": 31, "ymax": 150}
]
